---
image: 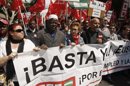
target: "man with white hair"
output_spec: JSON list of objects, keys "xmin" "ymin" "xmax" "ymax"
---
[
  {"xmin": 36, "ymin": 14, "xmax": 65, "ymax": 49},
  {"xmin": 81, "ymin": 17, "xmax": 106, "ymax": 44}
]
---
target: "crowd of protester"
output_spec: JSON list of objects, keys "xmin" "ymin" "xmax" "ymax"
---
[{"xmin": 0, "ymin": 12, "xmax": 130, "ymax": 86}]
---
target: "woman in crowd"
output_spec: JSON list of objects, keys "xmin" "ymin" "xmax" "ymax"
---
[
  {"xmin": 108, "ymin": 23, "xmax": 119, "ymax": 40},
  {"xmin": 0, "ymin": 23, "xmax": 36, "ymax": 86},
  {"xmin": 65, "ymin": 21, "xmax": 84, "ymax": 45}
]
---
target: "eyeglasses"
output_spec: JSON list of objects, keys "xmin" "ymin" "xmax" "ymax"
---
[{"xmin": 12, "ymin": 29, "xmax": 23, "ymax": 33}]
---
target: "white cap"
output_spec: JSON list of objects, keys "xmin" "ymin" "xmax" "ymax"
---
[{"xmin": 48, "ymin": 14, "xmax": 58, "ymax": 20}]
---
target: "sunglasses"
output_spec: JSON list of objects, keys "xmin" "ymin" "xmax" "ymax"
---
[
  {"xmin": 0, "ymin": 25, "xmax": 7, "ymax": 28},
  {"xmin": 12, "ymin": 29, "xmax": 23, "ymax": 33}
]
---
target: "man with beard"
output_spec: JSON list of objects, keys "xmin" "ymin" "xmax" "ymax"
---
[{"xmin": 36, "ymin": 14, "xmax": 65, "ymax": 49}]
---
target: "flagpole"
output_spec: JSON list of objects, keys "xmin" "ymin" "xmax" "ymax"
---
[
  {"xmin": 65, "ymin": 1, "xmax": 69, "ymax": 25},
  {"xmin": 1, "ymin": 0, "xmax": 9, "ymax": 22},
  {"xmin": 36, "ymin": 13, "xmax": 39, "ymax": 31},
  {"xmin": 3, "ymin": 0, "xmax": 9, "ymax": 20},
  {"xmin": 80, "ymin": 9, "xmax": 82, "ymax": 24},
  {"xmin": 22, "ymin": 0, "xmax": 29, "ymax": 29},
  {"xmin": 18, "ymin": 6, "xmax": 27, "ymax": 36}
]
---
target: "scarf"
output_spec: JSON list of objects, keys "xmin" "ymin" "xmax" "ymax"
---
[
  {"xmin": 72, "ymin": 34, "xmax": 79, "ymax": 45},
  {"xmin": 6, "ymin": 38, "xmax": 24, "ymax": 81}
]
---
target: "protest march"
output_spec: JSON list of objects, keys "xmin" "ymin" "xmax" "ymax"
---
[
  {"xmin": 0, "ymin": 0, "xmax": 130, "ymax": 86},
  {"xmin": 13, "ymin": 40, "xmax": 130, "ymax": 86}
]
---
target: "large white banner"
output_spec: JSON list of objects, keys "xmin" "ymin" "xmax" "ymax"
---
[
  {"xmin": 102, "ymin": 41, "xmax": 130, "ymax": 75},
  {"xmin": 13, "ymin": 40, "xmax": 130, "ymax": 86}
]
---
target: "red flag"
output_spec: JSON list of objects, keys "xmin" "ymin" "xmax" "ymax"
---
[
  {"xmin": 46, "ymin": 0, "xmax": 67, "ymax": 18},
  {"xmin": 71, "ymin": 9, "xmax": 80, "ymax": 20},
  {"xmin": 37, "ymin": 16, "xmax": 42, "ymax": 25},
  {"xmin": 29, "ymin": 14, "xmax": 36, "ymax": 22},
  {"xmin": 23, "ymin": 14, "xmax": 28, "ymax": 25},
  {"xmin": 68, "ymin": 8, "xmax": 88, "ymax": 21},
  {"xmin": 81, "ymin": 10, "xmax": 88, "ymax": 21},
  {"xmin": 29, "ymin": 0, "xmax": 45, "ymax": 13},
  {"xmin": 0, "ymin": 0, "xmax": 7, "ymax": 6},
  {"xmin": 110, "ymin": 11, "xmax": 117, "ymax": 23},
  {"xmin": 17, "ymin": 10, "xmax": 22, "ymax": 19},
  {"xmin": 105, "ymin": 0, "xmax": 112, "ymax": 12},
  {"xmin": 28, "ymin": 14, "xmax": 42, "ymax": 25},
  {"xmin": 10, "ymin": 0, "xmax": 25, "ymax": 11},
  {"xmin": 17, "ymin": 10, "xmax": 28, "ymax": 25}
]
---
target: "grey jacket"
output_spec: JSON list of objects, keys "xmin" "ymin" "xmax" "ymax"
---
[{"xmin": 36, "ymin": 29, "xmax": 65, "ymax": 47}]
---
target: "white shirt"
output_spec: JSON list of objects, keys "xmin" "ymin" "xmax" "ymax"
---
[{"xmin": 0, "ymin": 39, "xmax": 35, "ymax": 81}]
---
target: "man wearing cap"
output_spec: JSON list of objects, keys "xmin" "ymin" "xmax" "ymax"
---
[
  {"xmin": 0, "ymin": 13, "xmax": 8, "ymax": 42},
  {"xmin": 36, "ymin": 14, "xmax": 65, "ymax": 49}
]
